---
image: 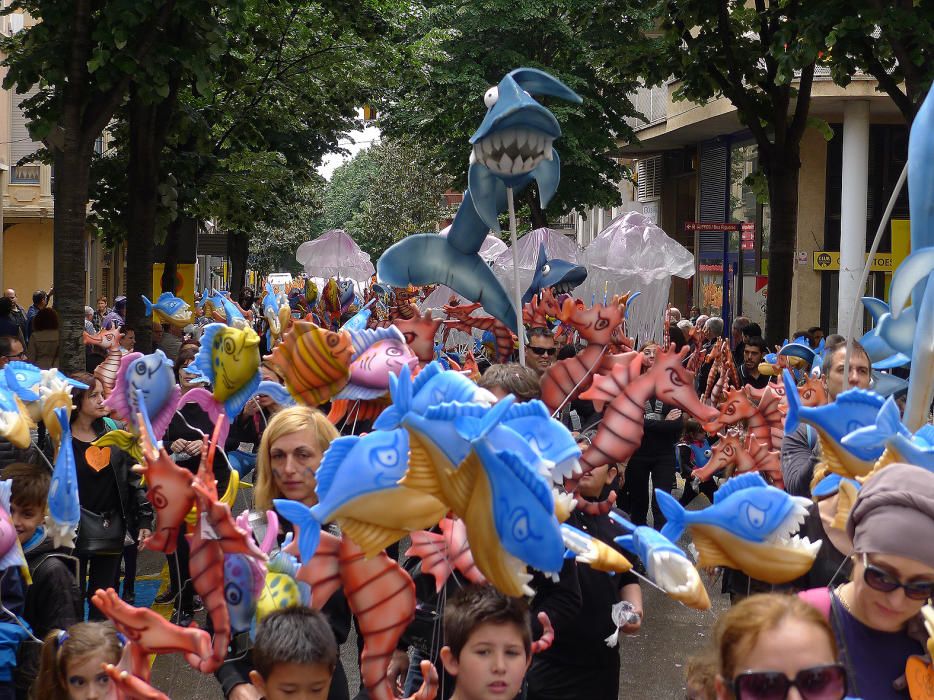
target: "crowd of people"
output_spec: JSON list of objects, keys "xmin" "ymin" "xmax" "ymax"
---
[{"xmin": 0, "ymin": 295, "xmax": 930, "ymax": 700}]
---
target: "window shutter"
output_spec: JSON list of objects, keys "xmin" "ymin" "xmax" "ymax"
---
[
  {"xmin": 698, "ymin": 141, "xmax": 729, "ymax": 256},
  {"xmin": 637, "ymin": 155, "xmax": 662, "ymax": 202},
  {"xmin": 11, "ymin": 86, "xmax": 42, "ymax": 165}
]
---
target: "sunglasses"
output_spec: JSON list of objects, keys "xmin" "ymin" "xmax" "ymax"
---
[
  {"xmin": 3, "ymin": 352, "xmax": 26, "ymax": 360},
  {"xmin": 862, "ymin": 553, "xmax": 934, "ymax": 600},
  {"xmin": 731, "ymin": 664, "xmax": 846, "ymax": 700},
  {"xmin": 527, "ymin": 346, "xmax": 556, "ymax": 357}
]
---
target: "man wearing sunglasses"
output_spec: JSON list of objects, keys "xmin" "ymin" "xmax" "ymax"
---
[
  {"xmin": 0, "ymin": 335, "xmax": 26, "ymax": 369},
  {"xmin": 829, "ymin": 463, "xmax": 934, "ymax": 698},
  {"xmin": 526, "ymin": 326, "xmax": 557, "ymax": 376}
]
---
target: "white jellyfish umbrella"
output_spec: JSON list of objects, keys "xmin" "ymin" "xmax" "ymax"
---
[
  {"xmin": 581, "ymin": 211, "xmax": 695, "ymax": 344},
  {"xmin": 295, "ymin": 229, "xmax": 375, "ymax": 282}
]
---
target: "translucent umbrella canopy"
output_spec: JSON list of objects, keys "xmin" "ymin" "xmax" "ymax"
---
[
  {"xmin": 492, "ymin": 227, "xmax": 582, "ymax": 294},
  {"xmin": 296, "ymin": 229, "xmax": 375, "ymax": 282},
  {"xmin": 580, "ymin": 211, "xmax": 695, "ymax": 344}
]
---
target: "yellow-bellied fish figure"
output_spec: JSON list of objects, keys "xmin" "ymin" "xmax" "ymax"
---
[{"xmin": 193, "ymin": 323, "xmax": 261, "ymax": 416}]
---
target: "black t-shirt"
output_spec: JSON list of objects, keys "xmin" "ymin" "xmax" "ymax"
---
[
  {"xmin": 535, "ymin": 507, "xmax": 638, "ymax": 668},
  {"xmin": 740, "ymin": 366, "xmax": 770, "ymax": 389},
  {"xmin": 73, "ymin": 436, "xmax": 121, "ymax": 515}
]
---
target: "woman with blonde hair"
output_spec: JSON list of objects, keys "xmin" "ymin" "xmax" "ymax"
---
[
  {"xmin": 218, "ymin": 405, "xmax": 350, "ymax": 700},
  {"xmin": 712, "ymin": 593, "xmax": 846, "ymax": 700}
]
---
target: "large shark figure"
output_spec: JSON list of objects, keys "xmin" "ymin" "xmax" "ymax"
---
[
  {"xmin": 522, "ymin": 242, "xmax": 587, "ymax": 304},
  {"xmin": 378, "ymin": 68, "xmax": 581, "ymax": 335}
]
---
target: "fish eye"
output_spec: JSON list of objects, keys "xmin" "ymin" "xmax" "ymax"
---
[
  {"xmin": 704, "ymin": 449, "xmax": 711, "ymax": 458},
  {"xmin": 745, "ymin": 504, "xmax": 766, "ymax": 528},
  {"xmin": 223, "ymin": 338, "xmax": 235, "ymax": 353},
  {"xmin": 134, "ymin": 363, "xmax": 147, "ymax": 375},
  {"xmin": 484, "ymin": 86, "xmax": 499, "ymax": 108},
  {"xmin": 594, "ymin": 318, "xmax": 609, "ymax": 330},
  {"xmin": 225, "ymin": 582, "xmax": 242, "ymax": 605},
  {"xmin": 511, "ymin": 511, "xmax": 530, "ymax": 541},
  {"xmin": 541, "ymin": 264, "xmax": 551, "ymax": 275},
  {"xmin": 386, "ymin": 347, "xmax": 402, "ymax": 356},
  {"xmin": 375, "ymin": 449, "xmax": 399, "ymax": 467}
]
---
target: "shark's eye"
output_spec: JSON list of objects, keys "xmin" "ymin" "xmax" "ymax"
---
[
  {"xmin": 484, "ymin": 86, "xmax": 499, "ymax": 108},
  {"xmin": 541, "ymin": 263, "xmax": 551, "ymax": 276},
  {"xmin": 511, "ymin": 510, "xmax": 531, "ymax": 541},
  {"xmin": 745, "ymin": 504, "xmax": 766, "ymax": 528},
  {"xmin": 704, "ymin": 449, "xmax": 712, "ymax": 458}
]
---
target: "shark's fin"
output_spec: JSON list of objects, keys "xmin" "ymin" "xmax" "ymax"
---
[
  {"xmin": 508, "ymin": 68, "xmax": 582, "ymax": 103},
  {"xmin": 532, "ymin": 151, "xmax": 561, "ymax": 209},
  {"xmin": 467, "ymin": 162, "xmax": 508, "ymax": 234},
  {"xmin": 783, "ymin": 369, "xmax": 802, "ymax": 432}
]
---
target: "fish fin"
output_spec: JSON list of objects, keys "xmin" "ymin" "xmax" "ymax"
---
[
  {"xmin": 338, "ymin": 518, "xmax": 406, "ymax": 558},
  {"xmin": 272, "ymin": 499, "xmax": 320, "ymax": 563},
  {"xmin": 447, "ymin": 452, "xmax": 481, "ymax": 514},
  {"xmin": 454, "ymin": 395, "xmax": 515, "ymax": 442},
  {"xmin": 713, "ymin": 473, "xmax": 768, "ymax": 502},
  {"xmin": 467, "ymin": 162, "xmax": 507, "ymax": 234},
  {"xmin": 811, "ymin": 472, "xmax": 842, "ymax": 498},
  {"xmin": 223, "ymin": 371, "xmax": 262, "ymax": 417},
  {"xmin": 194, "ymin": 324, "xmax": 225, "ymax": 380},
  {"xmin": 832, "ymin": 481, "xmax": 859, "ymax": 531},
  {"xmin": 655, "ymin": 489, "xmax": 687, "ymax": 542},
  {"xmin": 607, "ymin": 510, "xmax": 636, "ymax": 533},
  {"xmin": 503, "ymin": 400, "xmax": 550, "ymax": 421},
  {"xmin": 410, "ymin": 362, "xmax": 442, "ymax": 396},
  {"xmin": 783, "ymin": 369, "xmax": 801, "ymax": 432},
  {"xmin": 531, "ymin": 152, "xmax": 561, "ymax": 209},
  {"xmin": 141, "ymin": 295, "xmax": 153, "ymax": 317},
  {"xmin": 424, "ymin": 401, "xmax": 486, "ymax": 422},
  {"xmin": 333, "ymin": 383, "xmax": 387, "ymax": 401},
  {"xmin": 315, "ymin": 436, "xmax": 359, "ymax": 500},
  {"xmin": 399, "ymin": 432, "xmax": 444, "ymax": 501},
  {"xmin": 612, "ymin": 535, "xmax": 636, "ymax": 556}
]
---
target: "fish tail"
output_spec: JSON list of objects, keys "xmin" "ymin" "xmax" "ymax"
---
[
  {"xmin": 142, "ymin": 295, "xmax": 153, "ymax": 317},
  {"xmin": 273, "ymin": 499, "xmax": 321, "ymax": 563},
  {"xmin": 783, "ymin": 369, "xmax": 801, "ymax": 432},
  {"xmin": 655, "ymin": 489, "xmax": 686, "ymax": 542}
]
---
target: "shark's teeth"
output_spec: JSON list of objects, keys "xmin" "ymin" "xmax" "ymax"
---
[
  {"xmin": 476, "ymin": 127, "xmax": 551, "ymax": 176},
  {"xmin": 553, "ymin": 457, "xmax": 580, "ymax": 482}
]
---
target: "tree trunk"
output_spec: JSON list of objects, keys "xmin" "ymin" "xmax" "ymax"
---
[
  {"xmin": 227, "ymin": 230, "xmax": 249, "ymax": 299},
  {"xmin": 124, "ymin": 81, "xmax": 178, "ymax": 354},
  {"xmin": 761, "ymin": 149, "xmax": 802, "ymax": 348},
  {"xmin": 53, "ymin": 147, "xmax": 94, "ymax": 373}
]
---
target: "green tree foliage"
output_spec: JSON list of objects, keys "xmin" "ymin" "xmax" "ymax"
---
[
  {"xmin": 250, "ymin": 178, "xmax": 326, "ymax": 276},
  {"xmin": 377, "ymin": 1, "xmax": 655, "ymax": 227},
  {"xmin": 820, "ymin": 0, "xmax": 934, "ymax": 123},
  {"xmin": 317, "ymin": 138, "xmax": 453, "ymax": 261},
  {"xmin": 653, "ymin": 0, "xmax": 831, "ymax": 346}
]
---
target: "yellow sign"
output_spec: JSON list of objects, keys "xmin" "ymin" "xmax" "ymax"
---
[
  {"xmin": 152, "ymin": 264, "xmax": 195, "ymax": 306},
  {"xmin": 813, "ymin": 251, "xmax": 894, "ymax": 272}
]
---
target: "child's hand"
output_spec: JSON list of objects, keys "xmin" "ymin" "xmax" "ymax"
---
[
  {"xmin": 228, "ymin": 683, "xmax": 262, "ymax": 700},
  {"xmin": 387, "ymin": 649, "xmax": 409, "ymax": 697}
]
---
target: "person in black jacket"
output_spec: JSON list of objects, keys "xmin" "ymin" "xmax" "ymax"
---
[
  {"xmin": 3, "ymin": 462, "xmax": 82, "ymax": 699},
  {"xmin": 619, "ymin": 343, "xmax": 684, "ymax": 529},
  {"xmin": 68, "ymin": 372, "xmax": 152, "ymax": 621}
]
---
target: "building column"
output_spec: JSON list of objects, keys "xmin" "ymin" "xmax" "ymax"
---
[{"xmin": 838, "ymin": 100, "xmax": 870, "ymax": 338}]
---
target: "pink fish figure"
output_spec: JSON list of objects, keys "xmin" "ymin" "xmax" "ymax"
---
[
  {"xmin": 405, "ymin": 517, "xmax": 487, "ymax": 592},
  {"xmin": 335, "ymin": 326, "xmax": 418, "ymax": 401}
]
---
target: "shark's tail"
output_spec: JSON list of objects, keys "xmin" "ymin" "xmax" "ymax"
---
[
  {"xmin": 378, "ymin": 234, "xmax": 519, "ymax": 336},
  {"xmin": 272, "ymin": 499, "xmax": 321, "ymax": 564},
  {"xmin": 655, "ymin": 489, "xmax": 687, "ymax": 543},
  {"xmin": 142, "ymin": 295, "xmax": 154, "ymax": 317},
  {"xmin": 783, "ymin": 369, "xmax": 802, "ymax": 433}
]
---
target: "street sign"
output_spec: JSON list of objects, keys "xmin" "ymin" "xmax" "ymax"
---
[
  {"xmin": 685, "ymin": 221, "xmax": 742, "ymax": 232},
  {"xmin": 741, "ymin": 231, "xmax": 755, "ymax": 242},
  {"xmin": 812, "ymin": 251, "xmax": 894, "ymax": 272},
  {"xmin": 741, "ymin": 241, "xmax": 754, "ymax": 250}
]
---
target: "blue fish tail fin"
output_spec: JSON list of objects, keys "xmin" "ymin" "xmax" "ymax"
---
[
  {"xmin": 655, "ymin": 489, "xmax": 686, "ymax": 542},
  {"xmin": 783, "ymin": 369, "xmax": 801, "ymax": 432},
  {"xmin": 612, "ymin": 534, "xmax": 636, "ymax": 555},
  {"xmin": 454, "ymin": 395, "xmax": 515, "ymax": 441},
  {"xmin": 607, "ymin": 510, "xmax": 636, "ymax": 533},
  {"xmin": 272, "ymin": 499, "xmax": 321, "ymax": 563},
  {"xmin": 142, "ymin": 295, "xmax": 154, "ymax": 317}
]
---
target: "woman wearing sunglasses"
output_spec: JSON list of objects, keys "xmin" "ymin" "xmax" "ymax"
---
[
  {"xmin": 827, "ymin": 463, "xmax": 934, "ymax": 698},
  {"xmin": 713, "ymin": 593, "xmax": 846, "ymax": 700}
]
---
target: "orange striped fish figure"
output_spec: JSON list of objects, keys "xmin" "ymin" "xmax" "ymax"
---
[{"xmin": 270, "ymin": 321, "xmax": 353, "ymax": 406}]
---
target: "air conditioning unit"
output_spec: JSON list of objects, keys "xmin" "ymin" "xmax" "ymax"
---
[{"xmin": 636, "ymin": 155, "xmax": 662, "ymax": 202}]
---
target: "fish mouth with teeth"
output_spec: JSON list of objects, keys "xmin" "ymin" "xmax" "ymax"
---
[
  {"xmin": 472, "ymin": 127, "xmax": 554, "ymax": 178},
  {"xmin": 689, "ymin": 499, "xmax": 822, "ymax": 585}
]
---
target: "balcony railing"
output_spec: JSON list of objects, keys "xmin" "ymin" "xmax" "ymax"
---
[{"xmin": 625, "ymin": 84, "xmax": 667, "ymax": 130}]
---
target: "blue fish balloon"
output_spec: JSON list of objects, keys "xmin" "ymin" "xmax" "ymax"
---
[
  {"xmin": 656, "ymin": 473, "xmax": 820, "ymax": 584},
  {"xmin": 198, "ymin": 289, "xmax": 248, "ymax": 329},
  {"xmin": 105, "ymin": 351, "xmax": 179, "ymax": 441},
  {"xmin": 142, "ymin": 291, "xmax": 192, "ymax": 326},
  {"xmin": 523, "ymin": 243, "xmax": 587, "ymax": 304},
  {"xmin": 784, "ymin": 369, "xmax": 885, "ymax": 478},
  {"xmin": 224, "ymin": 552, "xmax": 264, "ymax": 635},
  {"xmin": 48, "ymin": 407, "xmax": 80, "ymax": 547},
  {"xmin": 610, "ymin": 512, "xmax": 710, "ymax": 610}
]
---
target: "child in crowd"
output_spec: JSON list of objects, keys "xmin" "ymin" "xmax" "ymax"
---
[
  {"xmin": 440, "ymin": 586, "xmax": 532, "ymax": 700},
  {"xmin": 249, "ymin": 607, "xmax": 339, "ymax": 700},
  {"xmin": 3, "ymin": 463, "xmax": 83, "ymax": 699},
  {"xmin": 676, "ymin": 419, "xmax": 718, "ymax": 507},
  {"xmin": 34, "ymin": 621, "xmax": 123, "ymax": 700},
  {"xmin": 684, "ymin": 648, "xmax": 718, "ymax": 700}
]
